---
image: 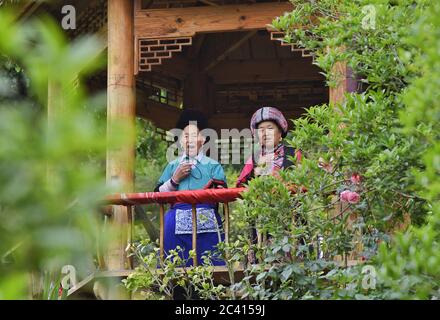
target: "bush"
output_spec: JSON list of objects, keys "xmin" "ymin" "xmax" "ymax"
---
[
  {"xmin": 0, "ymin": 10, "xmax": 118, "ymax": 299},
  {"xmin": 126, "ymin": 0, "xmax": 440, "ymax": 300}
]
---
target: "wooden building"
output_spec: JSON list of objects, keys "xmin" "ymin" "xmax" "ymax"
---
[{"xmin": 16, "ymin": 0, "xmax": 356, "ymax": 299}]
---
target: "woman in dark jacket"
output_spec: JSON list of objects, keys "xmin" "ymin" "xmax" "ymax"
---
[
  {"xmin": 236, "ymin": 106, "xmax": 302, "ymax": 263},
  {"xmin": 236, "ymin": 106, "xmax": 301, "ymax": 187}
]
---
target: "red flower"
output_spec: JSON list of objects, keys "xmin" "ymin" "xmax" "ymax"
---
[
  {"xmin": 350, "ymin": 173, "xmax": 362, "ymax": 185},
  {"xmin": 340, "ymin": 190, "xmax": 360, "ymax": 204},
  {"xmin": 295, "ymin": 150, "xmax": 302, "ymax": 162}
]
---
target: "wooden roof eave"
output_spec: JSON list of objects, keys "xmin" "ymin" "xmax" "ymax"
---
[{"xmin": 134, "ymin": 1, "xmax": 294, "ymax": 39}]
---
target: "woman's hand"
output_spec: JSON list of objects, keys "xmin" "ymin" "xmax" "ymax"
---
[{"xmin": 172, "ymin": 162, "xmax": 192, "ymax": 183}]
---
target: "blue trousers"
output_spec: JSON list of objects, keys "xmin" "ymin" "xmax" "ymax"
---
[{"xmin": 163, "ymin": 203, "xmax": 225, "ymax": 266}]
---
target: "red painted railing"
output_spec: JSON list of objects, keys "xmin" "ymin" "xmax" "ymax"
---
[{"xmin": 105, "ymin": 188, "xmax": 246, "ymax": 266}]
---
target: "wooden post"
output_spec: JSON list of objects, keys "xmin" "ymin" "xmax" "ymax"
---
[
  {"xmin": 329, "ymin": 52, "xmax": 361, "ymax": 264},
  {"xmin": 36, "ymin": 79, "xmax": 63, "ymax": 299},
  {"xmin": 159, "ymin": 204, "xmax": 165, "ymax": 262},
  {"xmin": 134, "ymin": 0, "xmax": 142, "ymax": 12},
  {"xmin": 191, "ymin": 204, "xmax": 198, "ymax": 266},
  {"xmin": 329, "ymin": 61, "xmax": 357, "ymax": 106},
  {"xmin": 46, "ymin": 79, "xmax": 62, "ymax": 182},
  {"xmin": 106, "ymin": 0, "xmax": 136, "ymax": 273},
  {"xmin": 127, "ymin": 205, "xmax": 134, "ymax": 269},
  {"xmin": 224, "ymin": 203, "xmax": 230, "ymax": 244}
]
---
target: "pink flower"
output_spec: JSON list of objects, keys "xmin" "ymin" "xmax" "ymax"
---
[
  {"xmin": 350, "ymin": 173, "xmax": 362, "ymax": 185},
  {"xmin": 58, "ymin": 286, "xmax": 63, "ymax": 297},
  {"xmin": 295, "ymin": 150, "xmax": 302, "ymax": 162},
  {"xmin": 340, "ymin": 190, "xmax": 360, "ymax": 204}
]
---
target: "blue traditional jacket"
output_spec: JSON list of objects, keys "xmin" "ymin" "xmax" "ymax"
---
[{"xmin": 156, "ymin": 153, "xmax": 226, "ymax": 191}]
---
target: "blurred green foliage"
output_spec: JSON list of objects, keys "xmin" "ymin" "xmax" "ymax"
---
[
  {"xmin": 268, "ymin": 0, "xmax": 439, "ymax": 299},
  {"xmin": 373, "ymin": 0, "xmax": 440, "ymax": 299},
  {"xmin": 0, "ymin": 9, "xmax": 119, "ymax": 299}
]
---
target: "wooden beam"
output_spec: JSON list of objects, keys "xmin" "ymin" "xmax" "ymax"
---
[
  {"xmin": 209, "ymin": 58, "xmax": 324, "ymax": 84},
  {"xmin": 203, "ymin": 31, "xmax": 257, "ymax": 72},
  {"xmin": 135, "ymin": 2, "xmax": 294, "ymax": 38},
  {"xmin": 136, "ymin": 95, "xmax": 308, "ymax": 132},
  {"xmin": 216, "ymin": 98, "xmax": 327, "ymax": 112},
  {"xmin": 136, "ymin": 98, "xmax": 310, "ymax": 133},
  {"xmin": 136, "ymin": 91, "xmax": 182, "ymax": 130},
  {"xmin": 207, "ymin": 109, "xmax": 305, "ymax": 132},
  {"xmin": 199, "ymin": 0, "xmax": 220, "ymax": 6},
  {"xmin": 106, "ymin": 0, "xmax": 135, "ymax": 288}
]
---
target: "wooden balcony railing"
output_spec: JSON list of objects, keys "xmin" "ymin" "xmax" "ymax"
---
[{"xmin": 105, "ymin": 188, "xmax": 246, "ymax": 266}]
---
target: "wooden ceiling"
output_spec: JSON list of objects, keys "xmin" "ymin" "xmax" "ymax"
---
[
  {"xmin": 19, "ymin": 0, "xmax": 328, "ymax": 132},
  {"xmin": 138, "ymin": 29, "xmax": 328, "ymax": 132}
]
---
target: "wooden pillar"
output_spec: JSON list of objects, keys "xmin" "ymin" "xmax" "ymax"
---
[
  {"xmin": 223, "ymin": 203, "xmax": 230, "ymax": 244},
  {"xmin": 106, "ymin": 0, "xmax": 136, "ymax": 272},
  {"xmin": 329, "ymin": 56, "xmax": 361, "ymax": 264},
  {"xmin": 159, "ymin": 204, "xmax": 165, "ymax": 262},
  {"xmin": 47, "ymin": 80, "xmax": 62, "ymax": 123},
  {"xmin": 46, "ymin": 79, "xmax": 62, "ymax": 182},
  {"xmin": 329, "ymin": 61, "xmax": 357, "ymax": 105},
  {"xmin": 183, "ymin": 69, "xmax": 215, "ymax": 116}
]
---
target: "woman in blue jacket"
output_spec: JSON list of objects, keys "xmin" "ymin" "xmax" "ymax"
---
[{"xmin": 155, "ymin": 110, "xmax": 226, "ymax": 266}]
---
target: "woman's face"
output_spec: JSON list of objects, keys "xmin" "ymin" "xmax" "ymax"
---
[
  {"xmin": 257, "ymin": 120, "xmax": 282, "ymax": 149},
  {"xmin": 180, "ymin": 124, "xmax": 205, "ymax": 157}
]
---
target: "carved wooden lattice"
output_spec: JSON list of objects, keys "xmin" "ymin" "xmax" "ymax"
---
[
  {"xmin": 270, "ymin": 31, "xmax": 315, "ymax": 60},
  {"xmin": 137, "ymin": 37, "xmax": 193, "ymax": 72}
]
